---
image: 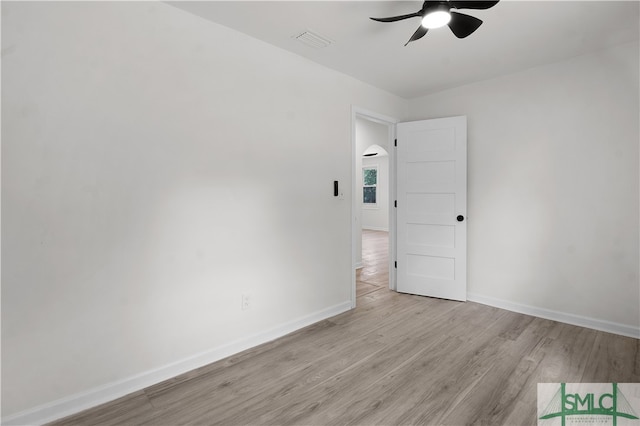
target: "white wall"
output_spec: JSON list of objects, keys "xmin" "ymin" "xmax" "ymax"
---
[
  {"xmin": 406, "ymin": 41, "xmax": 640, "ymax": 332},
  {"xmin": 1, "ymin": 2, "xmax": 406, "ymax": 420},
  {"xmin": 362, "ymin": 155, "xmax": 389, "ymax": 231}
]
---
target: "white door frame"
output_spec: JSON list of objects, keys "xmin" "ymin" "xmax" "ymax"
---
[{"xmin": 350, "ymin": 106, "xmax": 398, "ymax": 308}]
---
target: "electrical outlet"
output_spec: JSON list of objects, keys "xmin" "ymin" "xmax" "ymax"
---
[{"xmin": 241, "ymin": 293, "xmax": 250, "ymax": 310}]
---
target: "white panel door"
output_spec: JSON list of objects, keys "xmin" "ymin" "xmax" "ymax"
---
[{"xmin": 396, "ymin": 116, "xmax": 467, "ymax": 301}]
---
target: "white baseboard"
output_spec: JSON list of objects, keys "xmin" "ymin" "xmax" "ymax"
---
[
  {"xmin": 467, "ymin": 292, "xmax": 640, "ymax": 339},
  {"xmin": 2, "ymin": 301, "xmax": 353, "ymax": 426},
  {"xmin": 354, "ymin": 262, "xmax": 363, "ymax": 270}
]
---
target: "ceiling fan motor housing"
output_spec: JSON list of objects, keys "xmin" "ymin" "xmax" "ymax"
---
[
  {"xmin": 425, "ymin": 1, "xmax": 453, "ymax": 15},
  {"xmin": 422, "ymin": 2, "xmax": 453, "ymax": 29}
]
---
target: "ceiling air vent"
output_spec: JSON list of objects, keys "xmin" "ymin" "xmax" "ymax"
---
[{"xmin": 294, "ymin": 30, "xmax": 332, "ymax": 49}]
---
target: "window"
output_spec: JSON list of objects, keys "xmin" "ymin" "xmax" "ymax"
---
[{"xmin": 363, "ymin": 166, "xmax": 377, "ymax": 205}]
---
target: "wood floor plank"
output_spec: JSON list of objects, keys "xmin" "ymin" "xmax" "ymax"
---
[
  {"xmin": 49, "ymin": 391, "xmax": 155, "ymax": 426},
  {"xmin": 471, "ymin": 318, "xmax": 558, "ymax": 425},
  {"xmin": 357, "ymin": 230, "xmax": 389, "ymax": 289},
  {"xmin": 142, "ymin": 334, "xmax": 388, "ymax": 425},
  {"xmin": 581, "ymin": 331, "xmax": 640, "ymax": 383},
  {"xmin": 206, "ymin": 336, "xmax": 387, "ymax": 425},
  {"xmin": 438, "ymin": 318, "xmax": 558, "ymax": 425},
  {"xmin": 333, "ymin": 310, "xmax": 524, "ymax": 425},
  {"xmin": 497, "ymin": 320, "xmax": 599, "ymax": 426},
  {"xmin": 356, "ymin": 281, "xmax": 379, "ymax": 297},
  {"xmin": 247, "ymin": 335, "xmax": 452, "ymax": 426}
]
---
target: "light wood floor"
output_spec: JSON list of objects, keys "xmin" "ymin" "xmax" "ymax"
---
[
  {"xmin": 52, "ymin": 230, "xmax": 639, "ymax": 425},
  {"xmin": 356, "ymin": 229, "xmax": 390, "ymax": 297}
]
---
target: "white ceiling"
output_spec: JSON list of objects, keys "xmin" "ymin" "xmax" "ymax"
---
[{"xmin": 168, "ymin": 1, "xmax": 640, "ymax": 99}]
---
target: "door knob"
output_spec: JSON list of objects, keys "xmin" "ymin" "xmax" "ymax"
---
[{"xmin": 457, "ymin": 215, "xmax": 464, "ymax": 222}]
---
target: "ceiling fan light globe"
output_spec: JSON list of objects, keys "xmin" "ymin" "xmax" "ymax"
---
[{"xmin": 421, "ymin": 11, "xmax": 451, "ymax": 29}]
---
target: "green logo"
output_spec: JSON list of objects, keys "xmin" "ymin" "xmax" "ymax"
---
[{"xmin": 539, "ymin": 383, "xmax": 639, "ymax": 426}]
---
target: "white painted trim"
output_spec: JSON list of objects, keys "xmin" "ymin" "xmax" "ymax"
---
[
  {"xmin": 1, "ymin": 301, "xmax": 353, "ymax": 426},
  {"xmin": 352, "ymin": 107, "xmax": 397, "ymax": 127},
  {"xmin": 354, "ymin": 262, "xmax": 363, "ymax": 270},
  {"xmin": 467, "ymin": 292, "xmax": 640, "ymax": 339},
  {"xmin": 362, "ymin": 226, "xmax": 389, "ymax": 232},
  {"xmin": 387, "ymin": 123, "xmax": 397, "ymax": 292}
]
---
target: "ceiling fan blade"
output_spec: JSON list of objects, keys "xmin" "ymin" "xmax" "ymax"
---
[
  {"xmin": 370, "ymin": 11, "xmax": 423, "ymax": 23},
  {"xmin": 404, "ymin": 25, "xmax": 429, "ymax": 46},
  {"xmin": 448, "ymin": 1, "xmax": 499, "ymax": 10},
  {"xmin": 447, "ymin": 11, "xmax": 482, "ymax": 38}
]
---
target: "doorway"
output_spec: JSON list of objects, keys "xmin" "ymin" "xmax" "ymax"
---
[
  {"xmin": 351, "ymin": 111, "xmax": 468, "ymax": 306},
  {"xmin": 351, "ymin": 107, "xmax": 397, "ymax": 307}
]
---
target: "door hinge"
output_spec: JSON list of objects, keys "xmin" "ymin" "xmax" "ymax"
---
[
  {"xmin": 394, "ymin": 261, "xmax": 397, "ymax": 269},
  {"xmin": 394, "ymin": 200, "xmax": 397, "ymax": 208},
  {"xmin": 394, "ymin": 139, "xmax": 397, "ymax": 147}
]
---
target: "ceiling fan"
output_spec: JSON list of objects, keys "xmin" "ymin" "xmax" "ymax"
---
[{"xmin": 370, "ymin": 1, "xmax": 499, "ymax": 46}]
